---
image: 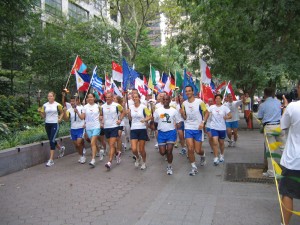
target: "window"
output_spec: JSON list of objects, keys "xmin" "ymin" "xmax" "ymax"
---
[
  {"xmin": 45, "ymin": 0, "xmax": 62, "ymax": 17},
  {"xmin": 68, "ymin": 2, "xmax": 89, "ymax": 21}
]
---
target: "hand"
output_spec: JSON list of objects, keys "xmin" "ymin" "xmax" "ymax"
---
[
  {"xmin": 58, "ymin": 118, "xmax": 62, "ymax": 123},
  {"xmin": 37, "ymin": 107, "xmax": 42, "ymax": 112},
  {"xmin": 116, "ymin": 120, "xmax": 121, "ymax": 125},
  {"xmin": 223, "ymin": 115, "xmax": 228, "ymax": 120},
  {"xmin": 63, "ymin": 107, "xmax": 67, "ymax": 111},
  {"xmin": 140, "ymin": 119, "xmax": 145, "ymax": 123},
  {"xmin": 282, "ymin": 95, "xmax": 288, "ymax": 107},
  {"xmin": 198, "ymin": 122, "xmax": 204, "ymax": 130}
]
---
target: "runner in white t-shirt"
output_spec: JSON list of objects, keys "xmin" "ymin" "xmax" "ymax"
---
[
  {"xmin": 204, "ymin": 98, "xmax": 214, "ymax": 153},
  {"xmin": 204, "ymin": 94, "xmax": 231, "ymax": 165},
  {"xmin": 154, "ymin": 95, "xmax": 181, "ymax": 175}
]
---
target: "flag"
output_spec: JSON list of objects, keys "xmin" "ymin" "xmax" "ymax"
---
[
  {"xmin": 112, "ymin": 61, "xmax": 123, "ymax": 82},
  {"xmin": 129, "ymin": 67, "xmax": 140, "ymax": 88},
  {"xmin": 216, "ymin": 81, "xmax": 227, "ymax": 93},
  {"xmin": 169, "ymin": 72, "xmax": 176, "ymax": 90},
  {"xmin": 105, "ymin": 74, "xmax": 111, "ymax": 91},
  {"xmin": 201, "ymin": 84, "xmax": 214, "ymax": 103},
  {"xmin": 71, "ymin": 56, "xmax": 87, "ymax": 75},
  {"xmin": 150, "ymin": 65, "xmax": 159, "ymax": 86},
  {"xmin": 183, "ymin": 69, "xmax": 189, "ymax": 100},
  {"xmin": 200, "ymin": 59, "xmax": 212, "ymax": 84},
  {"xmin": 210, "ymin": 80, "xmax": 216, "ymax": 93},
  {"xmin": 135, "ymin": 77, "xmax": 148, "ymax": 96},
  {"xmin": 75, "ymin": 70, "xmax": 90, "ymax": 91},
  {"xmin": 122, "ymin": 58, "xmax": 139, "ymax": 90},
  {"xmin": 111, "ymin": 78, "xmax": 122, "ymax": 97},
  {"xmin": 195, "ymin": 78, "xmax": 200, "ymax": 94},
  {"xmin": 175, "ymin": 71, "xmax": 183, "ymax": 91},
  {"xmin": 189, "ymin": 76, "xmax": 199, "ymax": 96},
  {"xmin": 164, "ymin": 76, "xmax": 172, "ymax": 95},
  {"xmin": 183, "ymin": 69, "xmax": 199, "ymax": 100},
  {"xmin": 161, "ymin": 72, "xmax": 169, "ymax": 84},
  {"xmin": 90, "ymin": 67, "xmax": 104, "ymax": 94},
  {"xmin": 143, "ymin": 76, "xmax": 148, "ymax": 91},
  {"xmin": 226, "ymin": 81, "xmax": 237, "ymax": 100}
]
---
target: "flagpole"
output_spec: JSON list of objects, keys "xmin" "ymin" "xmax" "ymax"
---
[
  {"xmin": 83, "ymin": 66, "xmax": 97, "ymax": 103},
  {"xmin": 222, "ymin": 81, "xmax": 230, "ymax": 104},
  {"xmin": 64, "ymin": 55, "xmax": 78, "ymax": 90}
]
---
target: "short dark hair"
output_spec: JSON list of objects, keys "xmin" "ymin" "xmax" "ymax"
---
[
  {"xmin": 264, "ymin": 87, "xmax": 274, "ymax": 97},
  {"xmin": 214, "ymin": 94, "xmax": 223, "ymax": 100},
  {"xmin": 185, "ymin": 85, "xmax": 193, "ymax": 92}
]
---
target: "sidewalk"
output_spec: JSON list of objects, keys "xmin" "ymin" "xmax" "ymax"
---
[{"xmin": 0, "ymin": 118, "xmax": 299, "ymax": 225}]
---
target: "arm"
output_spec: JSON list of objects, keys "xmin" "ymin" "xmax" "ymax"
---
[
  {"xmin": 180, "ymin": 104, "xmax": 187, "ymax": 120},
  {"xmin": 58, "ymin": 105, "xmax": 64, "ymax": 123},
  {"xmin": 224, "ymin": 112, "xmax": 232, "ymax": 120},
  {"xmin": 63, "ymin": 108, "xmax": 70, "ymax": 121}
]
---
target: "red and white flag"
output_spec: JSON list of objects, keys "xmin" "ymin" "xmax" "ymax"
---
[
  {"xmin": 226, "ymin": 81, "xmax": 237, "ymax": 100},
  {"xmin": 105, "ymin": 74, "xmax": 111, "ymax": 91},
  {"xmin": 135, "ymin": 77, "xmax": 148, "ymax": 96},
  {"xmin": 112, "ymin": 61, "xmax": 123, "ymax": 82},
  {"xmin": 216, "ymin": 81, "xmax": 227, "ymax": 93},
  {"xmin": 200, "ymin": 59, "xmax": 212, "ymax": 84},
  {"xmin": 201, "ymin": 84, "xmax": 214, "ymax": 103}
]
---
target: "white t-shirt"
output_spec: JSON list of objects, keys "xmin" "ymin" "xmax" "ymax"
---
[
  {"xmin": 67, "ymin": 105, "xmax": 85, "ymax": 129},
  {"xmin": 176, "ymin": 104, "xmax": 184, "ymax": 123},
  {"xmin": 224, "ymin": 100, "xmax": 242, "ymax": 122},
  {"xmin": 280, "ymin": 101, "xmax": 300, "ymax": 170},
  {"xmin": 154, "ymin": 107, "xmax": 181, "ymax": 132},
  {"xmin": 130, "ymin": 104, "xmax": 151, "ymax": 130},
  {"xmin": 42, "ymin": 101, "xmax": 63, "ymax": 124},
  {"xmin": 155, "ymin": 102, "xmax": 163, "ymax": 110},
  {"xmin": 182, "ymin": 98, "xmax": 207, "ymax": 130},
  {"xmin": 208, "ymin": 105, "xmax": 230, "ymax": 130},
  {"xmin": 101, "ymin": 102, "xmax": 123, "ymax": 129},
  {"xmin": 82, "ymin": 103, "xmax": 100, "ymax": 130},
  {"xmin": 170, "ymin": 101, "xmax": 177, "ymax": 109}
]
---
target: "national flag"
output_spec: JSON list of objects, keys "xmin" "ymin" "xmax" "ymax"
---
[
  {"xmin": 225, "ymin": 81, "xmax": 237, "ymax": 100},
  {"xmin": 143, "ymin": 75, "xmax": 148, "ymax": 91},
  {"xmin": 183, "ymin": 69, "xmax": 199, "ymax": 100},
  {"xmin": 183, "ymin": 69, "xmax": 189, "ymax": 100},
  {"xmin": 200, "ymin": 59, "xmax": 212, "ymax": 84},
  {"xmin": 175, "ymin": 71, "xmax": 183, "ymax": 91},
  {"xmin": 129, "ymin": 67, "xmax": 140, "ymax": 88},
  {"xmin": 112, "ymin": 61, "xmax": 123, "ymax": 82},
  {"xmin": 169, "ymin": 72, "xmax": 176, "ymax": 90},
  {"xmin": 135, "ymin": 77, "xmax": 148, "ymax": 96},
  {"xmin": 111, "ymin": 78, "xmax": 122, "ymax": 97},
  {"xmin": 201, "ymin": 84, "xmax": 214, "ymax": 103},
  {"xmin": 210, "ymin": 80, "xmax": 216, "ymax": 93},
  {"xmin": 90, "ymin": 67, "xmax": 104, "ymax": 94},
  {"xmin": 150, "ymin": 65, "xmax": 159, "ymax": 86},
  {"xmin": 164, "ymin": 76, "xmax": 172, "ymax": 95},
  {"xmin": 75, "ymin": 70, "xmax": 90, "ymax": 91},
  {"xmin": 122, "ymin": 58, "xmax": 139, "ymax": 90},
  {"xmin": 161, "ymin": 72, "xmax": 169, "ymax": 84},
  {"xmin": 189, "ymin": 75, "xmax": 199, "ymax": 96},
  {"xmin": 195, "ymin": 78, "xmax": 200, "ymax": 94},
  {"xmin": 216, "ymin": 81, "xmax": 227, "ymax": 93},
  {"xmin": 71, "ymin": 56, "xmax": 87, "ymax": 75},
  {"xmin": 105, "ymin": 74, "xmax": 111, "ymax": 91}
]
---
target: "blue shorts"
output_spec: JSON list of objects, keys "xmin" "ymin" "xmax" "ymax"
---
[
  {"xmin": 86, "ymin": 128, "xmax": 100, "ymax": 139},
  {"xmin": 226, "ymin": 121, "xmax": 239, "ymax": 129},
  {"xmin": 206, "ymin": 127, "xmax": 211, "ymax": 133},
  {"xmin": 177, "ymin": 122, "xmax": 184, "ymax": 131},
  {"xmin": 104, "ymin": 127, "xmax": 119, "ymax": 139},
  {"xmin": 70, "ymin": 128, "xmax": 84, "ymax": 141},
  {"xmin": 157, "ymin": 130, "xmax": 177, "ymax": 145},
  {"xmin": 130, "ymin": 129, "xmax": 148, "ymax": 141},
  {"xmin": 185, "ymin": 129, "xmax": 203, "ymax": 142},
  {"xmin": 211, "ymin": 129, "xmax": 226, "ymax": 139}
]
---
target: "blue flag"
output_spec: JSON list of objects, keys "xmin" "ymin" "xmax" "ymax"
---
[
  {"xmin": 183, "ymin": 69, "xmax": 199, "ymax": 100},
  {"xmin": 91, "ymin": 67, "xmax": 104, "ymax": 94},
  {"xmin": 122, "ymin": 58, "xmax": 140, "ymax": 91},
  {"xmin": 161, "ymin": 72, "xmax": 168, "ymax": 84}
]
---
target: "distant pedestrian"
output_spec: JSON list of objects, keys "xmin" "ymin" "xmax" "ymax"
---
[{"xmin": 38, "ymin": 91, "xmax": 64, "ymax": 167}]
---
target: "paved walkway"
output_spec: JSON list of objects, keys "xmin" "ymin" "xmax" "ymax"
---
[{"xmin": 0, "ymin": 118, "xmax": 300, "ymax": 225}]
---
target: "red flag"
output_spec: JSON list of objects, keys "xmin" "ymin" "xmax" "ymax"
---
[
  {"xmin": 169, "ymin": 72, "xmax": 176, "ymax": 90},
  {"xmin": 201, "ymin": 84, "xmax": 214, "ymax": 103},
  {"xmin": 112, "ymin": 61, "xmax": 123, "ymax": 82},
  {"xmin": 200, "ymin": 59, "xmax": 212, "ymax": 84},
  {"xmin": 226, "ymin": 82, "xmax": 237, "ymax": 100},
  {"xmin": 216, "ymin": 81, "xmax": 227, "ymax": 93},
  {"xmin": 71, "ymin": 56, "xmax": 87, "ymax": 75}
]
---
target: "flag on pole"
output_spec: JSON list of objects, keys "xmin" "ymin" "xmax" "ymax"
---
[
  {"xmin": 225, "ymin": 81, "xmax": 237, "ymax": 100},
  {"xmin": 200, "ymin": 59, "xmax": 212, "ymax": 84},
  {"xmin": 112, "ymin": 61, "xmax": 123, "ymax": 82},
  {"xmin": 90, "ymin": 67, "xmax": 104, "ymax": 94},
  {"xmin": 111, "ymin": 78, "xmax": 122, "ymax": 97},
  {"xmin": 122, "ymin": 58, "xmax": 139, "ymax": 90},
  {"xmin": 135, "ymin": 77, "xmax": 148, "ymax": 96},
  {"xmin": 164, "ymin": 76, "xmax": 172, "ymax": 95},
  {"xmin": 71, "ymin": 56, "xmax": 87, "ymax": 75},
  {"xmin": 169, "ymin": 72, "xmax": 176, "ymax": 90},
  {"xmin": 201, "ymin": 84, "xmax": 214, "ymax": 103},
  {"xmin": 75, "ymin": 71, "xmax": 90, "ymax": 91},
  {"xmin": 161, "ymin": 72, "xmax": 168, "ymax": 84},
  {"xmin": 216, "ymin": 81, "xmax": 227, "ymax": 93},
  {"xmin": 105, "ymin": 74, "xmax": 111, "ymax": 91},
  {"xmin": 175, "ymin": 71, "xmax": 183, "ymax": 91}
]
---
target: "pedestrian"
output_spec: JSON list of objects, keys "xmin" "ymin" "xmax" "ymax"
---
[
  {"xmin": 258, "ymin": 87, "xmax": 283, "ymax": 177},
  {"xmin": 242, "ymin": 92, "xmax": 252, "ymax": 129},
  {"xmin": 224, "ymin": 93, "xmax": 243, "ymax": 147},
  {"xmin": 204, "ymin": 94, "xmax": 232, "ymax": 165},
  {"xmin": 63, "ymin": 94, "xmax": 85, "ymax": 164},
  {"xmin": 279, "ymin": 81, "xmax": 300, "ymax": 225},
  {"xmin": 38, "ymin": 91, "xmax": 65, "ymax": 167},
  {"xmin": 77, "ymin": 93, "xmax": 101, "ymax": 167},
  {"xmin": 204, "ymin": 98, "xmax": 214, "ymax": 153},
  {"xmin": 176, "ymin": 94, "xmax": 186, "ymax": 155},
  {"xmin": 127, "ymin": 93, "xmax": 151, "ymax": 170},
  {"xmin": 180, "ymin": 86, "xmax": 207, "ymax": 176},
  {"xmin": 100, "ymin": 92, "xmax": 124, "ymax": 170},
  {"xmin": 154, "ymin": 95, "xmax": 181, "ymax": 175}
]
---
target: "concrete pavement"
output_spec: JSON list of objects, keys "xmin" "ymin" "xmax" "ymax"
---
[{"xmin": 0, "ymin": 119, "xmax": 299, "ymax": 225}]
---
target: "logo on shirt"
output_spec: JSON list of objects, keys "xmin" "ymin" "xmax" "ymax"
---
[{"xmin": 160, "ymin": 113, "xmax": 171, "ymax": 123}]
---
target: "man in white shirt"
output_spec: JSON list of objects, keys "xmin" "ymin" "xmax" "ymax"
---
[
  {"xmin": 279, "ymin": 81, "xmax": 300, "ymax": 225},
  {"xmin": 224, "ymin": 93, "xmax": 243, "ymax": 147}
]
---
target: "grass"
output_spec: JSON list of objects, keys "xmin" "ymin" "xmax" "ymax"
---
[{"xmin": 0, "ymin": 122, "xmax": 70, "ymax": 150}]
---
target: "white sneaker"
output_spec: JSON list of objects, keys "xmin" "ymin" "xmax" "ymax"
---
[
  {"xmin": 78, "ymin": 157, "xmax": 81, "ymax": 163},
  {"xmin": 155, "ymin": 143, "xmax": 158, "ymax": 149},
  {"xmin": 228, "ymin": 141, "xmax": 232, "ymax": 147},
  {"xmin": 58, "ymin": 146, "xmax": 65, "ymax": 158},
  {"xmin": 167, "ymin": 166, "xmax": 173, "ymax": 175},
  {"xmin": 213, "ymin": 157, "xmax": 219, "ymax": 166},
  {"xmin": 141, "ymin": 163, "xmax": 147, "ymax": 170},
  {"xmin": 46, "ymin": 160, "xmax": 54, "ymax": 167},
  {"xmin": 189, "ymin": 166, "xmax": 198, "ymax": 176},
  {"xmin": 116, "ymin": 151, "xmax": 121, "ymax": 164},
  {"xmin": 99, "ymin": 150, "xmax": 104, "ymax": 161},
  {"xmin": 96, "ymin": 152, "xmax": 100, "ymax": 157},
  {"xmin": 200, "ymin": 153, "xmax": 206, "ymax": 166},
  {"xmin": 80, "ymin": 156, "xmax": 86, "ymax": 164},
  {"xmin": 219, "ymin": 155, "xmax": 224, "ymax": 163},
  {"xmin": 135, "ymin": 156, "xmax": 141, "ymax": 167},
  {"xmin": 105, "ymin": 161, "xmax": 112, "ymax": 170},
  {"xmin": 89, "ymin": 159, "xmax": 96, "ymax": 167},
  {"xmin": 232, "ymin": 141, "xmax": 236, "ymax": 147},
  {"xmin": 83, "ymin": 148, "xmax": 86, "ymax": 155}
]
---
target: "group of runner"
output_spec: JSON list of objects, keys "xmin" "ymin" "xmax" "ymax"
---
[{"xmin": 39, "ymin": 85, "xmax": 246, "ymax": 176}]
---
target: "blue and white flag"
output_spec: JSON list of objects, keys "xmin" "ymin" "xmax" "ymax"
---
[{"xmin": 90, "ymin": 66, "xmax": 104, "ymax": 94}]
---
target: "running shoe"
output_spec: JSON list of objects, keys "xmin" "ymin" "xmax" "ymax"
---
[
  {"xmin": 228, "ymin": 141, "xmax": 233, "ymax": 147},
  {"xmin": 78, "ymin": 157, "xmax": 81, "ymax": 163},
  {"xmin": 189, "ymin": 166, "xmax": 198, "ymax": 176},
  {"xmin": 96, "ymin": 152, "xmax": 100, "ymax": 157},
  {"xmin": 155, "ymin": 143, "xmax": 158, "ymax": 149},
  {"xmin": 232, "ymin": 141, "xmax": 236, "ymax": 147},
  {"xmin": 135, "ymin": 156, "xmax": 141, "ymax": 167},
  {"xmin": 99, "ymin": 150, "xmax": 104, "ymax": 161},
  {"xmin": 83, "ymin": 148, "xmax": 86, "ymax": 155},
  {"xmin": 46, "ymin": 160, "xmax": 54, "ymax": 167},
  {"xmin": 213, "ymin": 157, "xmax": 219, "ymax": 166},
  {"xmin": 140, "ymin": 163, "xmax": 147, "ymax": 170},
  {"xmin": 116, "ymin": 151, "xmax": 122, "ymax": 164},
  {"xmin": 219, "ymin": 154, "xmax": 224, "ymax": 163},
  {"xmin": 200, "ymin": 153, "xmax": 206, "ymax": 166},
  {"xmin": 89, "ymin": 159, "xmax": 96, "ymax": 167},
  {"xmin": 174, "ymin": 143, "xmax": 178, "ymax": 148},
  {"xmin": 179, "ymin": 148, "xmax": 187, "ymax": 155},
  {"xmin": 105, "ymin": 161, "xmax": 112, "ymax": 170},
  {"xmin": 80, "ymin": 156, "xmax": 86, "ymax": 164},
  {"xmin": 132, "ymin": 155, "xmax": 137, "ymax": 162},
  {"xmin": 58, "ymin": 146, "xmax": 65, "ymax": 158},
  {"xmin": 167, "ymin": 166, "xmax": 173, "ymax": 175}
]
